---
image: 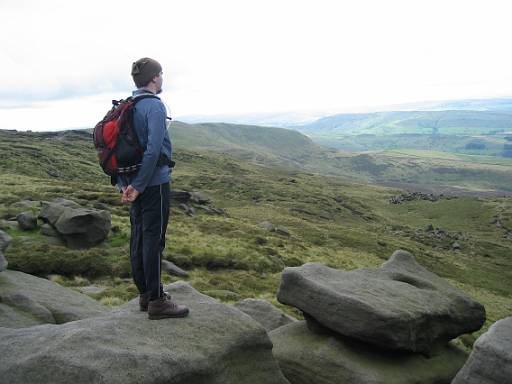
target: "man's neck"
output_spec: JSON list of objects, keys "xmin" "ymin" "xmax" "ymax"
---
[{"xmin": 139, "ymin": 86, "xmax": 156, "ymax": 94}]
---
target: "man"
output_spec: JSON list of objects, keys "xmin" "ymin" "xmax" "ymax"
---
[{"xmin": 120, "ymin": 57, "xmax": 189, "ymax": 320}]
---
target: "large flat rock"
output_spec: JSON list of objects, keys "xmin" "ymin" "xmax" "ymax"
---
[
  {"xmin": 0, "ymin": 281, "xmax": 290, "ymax": 384},
  {"xmin": 0, "ymin": 269, "xmax": 107, "ymax": 328},
  {"xmin": 270, "ymin": 321, "xmax": 468, "ymax": 384},
  {"xmin": 277, "ymin": 250, "xmax": 485, "ymax": 353},
  {"xmin": 452, "ymin": 316, "xmax": 512, "ymax": 384}
]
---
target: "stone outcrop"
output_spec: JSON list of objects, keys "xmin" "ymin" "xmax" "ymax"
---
[
  {"xmin": 16, "ymin": 211, "xmax": 38, "ymax": 230},
  {"xmin": 233, "ymin": 298, "xmax": 297, "ymax": 332},
  {"xmin": 0, "ymin": 281, "xmax": 290, "ymax": 384},
  {"xmin": 270, "ymin": 321, "xmax": 468, "ymax": 384},
  {"xmin": 0, "ymin": 229, "xmax": 11, "ymax": 272},
  {"xmin": 39, "ymin": 198, "xmax": 111, "ymax": 249},
  {"xmin": 277, "ymin": 250, "xmax": 485, "ymax": 353},
  {"xmin": 0, "ymin": 269, "xmax": 107, "ymax": 328},
  {"xmin": 452, "ymin": 316, "xmax": 512, "ymax": 384}
]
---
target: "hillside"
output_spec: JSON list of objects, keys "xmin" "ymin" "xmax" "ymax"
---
[
  {"xmin": 0, "ymin": 127, "xmax": 511, "ymax": 350},
  {"xmin": 295, "ymin": 110, "xmax": 512, "ymax": 136},
  {"xmin": 290, "ymin": 110, "xmax": 512, "ymax": 156},
  {"xmin": 170, "ymin": 122, "xmax": 512, "ymax": 194}
]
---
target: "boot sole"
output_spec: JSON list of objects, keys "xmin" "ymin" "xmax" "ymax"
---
[{"xmin": 148, "ymin": 311, "xmax": 189, "ymax": 320}]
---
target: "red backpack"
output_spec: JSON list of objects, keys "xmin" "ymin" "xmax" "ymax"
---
[{"xmin": 93, "ymin": 95, "xmax": 159, "ymax": 181}]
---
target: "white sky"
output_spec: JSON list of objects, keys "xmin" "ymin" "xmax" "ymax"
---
[{"xmin": 1, "ymin": 0, "xmax": 512, "ymax": 131}]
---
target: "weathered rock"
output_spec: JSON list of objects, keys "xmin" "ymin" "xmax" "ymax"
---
[
  {"xmin": 270, "ymin": 321, "xmax": 468, "ymax": 384},
  {"xmin": 259, "ymin": 221, "xmax": 275, "ymax": 231},
  {"xmin": 190, "ymin": 191, "xmax": 210, "ymax": 204},
  {"xmin": 0, "ymin": 229, "xmax": 11, "ymax": 272},
  {"xmin": 233, "ymin": 298, "xmax": 297, "ymax": 332},
  {"xmin": 0, "ymin": 269, "xmax": 107, "ymax": 328},
  {"xmin": 275, "ymin": 227, "xmax": 291, "ymax": 237},
  {"xmin": 452, "ymin": 316, "xmax": 512, "ymax": 384},
  {"xmin": 39, "ymin": 199, "xmax": 111, "ymax": 249},
  {"xmin": 277, "ymin": 250, "xmax": 486, "ymax": 353},
  {"xmin": 53, "ymin": 207, "xmax": 111, "ymax": 248},
  {"xmin": 170, "ymin": 189, "xmax": 192, "ymax": 203},
  {"xmin": 16, "ymin": 211, "xmax": 38, "ymax": 230},
  {"xmin": 0, "ymin": 282, "xmax": 290, "ymax": 384},
  {"xmin": 161, "ymin": 259, "xmax": 189, "ymax": 277},
  {"xmin": 40, "ymin": 223, "xmax": 60, "ymax": 237}
]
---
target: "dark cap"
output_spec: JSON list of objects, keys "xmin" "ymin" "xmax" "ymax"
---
[{"xmin": 131, "ymin": 57, "xmax": 162, "ymax": 88}]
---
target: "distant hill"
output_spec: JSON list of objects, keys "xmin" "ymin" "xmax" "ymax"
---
[
  {"xmin": 4, "ymin": 120, "xmax": 512, "ymax": 195},
  {"xmin": 293, "ymin": 110, "xmax": 512, "ymax": 136}
]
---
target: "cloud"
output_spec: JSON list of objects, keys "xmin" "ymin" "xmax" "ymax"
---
[{"xmin": 2, "ymin": 0, "xmax": 512, "ymax": 131}]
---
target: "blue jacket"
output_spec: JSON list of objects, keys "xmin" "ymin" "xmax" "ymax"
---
[{"xmin": 117, "ymin": 89, "xmax": 172, "ymax": 193}]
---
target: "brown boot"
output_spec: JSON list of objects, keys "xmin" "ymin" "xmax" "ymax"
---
[
  {"xmin": 148, "ymin": 294, "xmax": 189, "ymax": 320},
  {"xmin": 139, "ymin": 293, "xmax": 149, "ymax": 312}
]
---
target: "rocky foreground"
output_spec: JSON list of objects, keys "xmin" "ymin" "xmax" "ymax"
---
[{"xmin": 0, "ymin": 233, "xmax": 510, "ymax": 384}]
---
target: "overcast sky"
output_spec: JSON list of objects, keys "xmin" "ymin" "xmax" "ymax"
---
[{"xmin": 1, "ymin": 0, "xmax": 512, "ymax": 131}]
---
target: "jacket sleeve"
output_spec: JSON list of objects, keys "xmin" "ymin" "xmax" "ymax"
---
[{"xmin": 130, "ymin": 101, "xmax": 166, "ymax": 194}]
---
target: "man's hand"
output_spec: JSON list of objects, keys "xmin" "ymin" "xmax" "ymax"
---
[{"xmin": 122, "ymin": 185, "xmax": 140, "ymax": 204}]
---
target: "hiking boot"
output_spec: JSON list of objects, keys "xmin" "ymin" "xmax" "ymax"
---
[
  {"xmin": 139, "ymin": 293, "xmax": 149, "ymax": 312},
  {"xmin": 140, "ymin": 291, "xmax": 170, "ymax": 311},
  {"xmin": 148, "ymin": 294, "xmax": 189, "ymax": 320}
]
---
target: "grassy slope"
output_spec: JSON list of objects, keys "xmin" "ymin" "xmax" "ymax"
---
[
  {"xmin": 0, "ymin": 127, "xmax": 510, "ymax": 347},
  {"xmin": 292, "ymin": 110, "xmax": 512, "ymax": 156},
  {"xmin": 296, "ymin": 110, "xmax": 512, "ymax": 135}
]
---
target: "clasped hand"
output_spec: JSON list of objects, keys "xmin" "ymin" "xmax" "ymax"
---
[{"xmin": 122, "ymin": 185, "xmax": 140, "ymax": 204}]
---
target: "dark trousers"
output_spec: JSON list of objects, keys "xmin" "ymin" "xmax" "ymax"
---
[{"xmin": 129, "ymin": 183, "xmax": 170, "ymax": 300}]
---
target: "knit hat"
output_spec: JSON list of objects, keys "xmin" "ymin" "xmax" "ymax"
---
[{"xmin": 131, "ymin": 57, "xmax": 162, "ymax": 88}]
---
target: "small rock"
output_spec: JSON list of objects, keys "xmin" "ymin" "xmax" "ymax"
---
[
  {"xmin": 161, "ymin": 259, "xmax": 189, "ymax": 277},
  {"xmin": 452, "ymin": 242, "xmax": 461, "ymax": 250},
  {"xmin": 40, "ymin": 223, "xmax": 59, "ymax": 237},
  {"xmin": 16, "ymin": 212, "xmax": 38, "ymax": 230},
  {"xmin": 259, "ymin": 221, "xmax": 275, "ymax": 232},
  {"xmin": 189, "ymin": 191, "xmax": 210, "ymax": 204},
  {"xmin": 170, "ymin": 190, "xmax": 192, "ymax": 203},
  {"xmin": 275, "ymin": 227, "xmax": 291, "ymax": 237}
]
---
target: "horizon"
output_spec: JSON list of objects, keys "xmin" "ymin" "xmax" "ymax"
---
[{"xmin": 1, "ymin": 0, "xmax": 512, "ymax": 131}]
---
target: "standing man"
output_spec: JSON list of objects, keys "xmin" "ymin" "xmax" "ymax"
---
[{"xmin": 121, "ymin": 57, "xmax": 189, "ymax": 320}]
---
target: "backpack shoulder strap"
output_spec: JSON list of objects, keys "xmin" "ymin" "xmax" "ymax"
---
[{"xmin": 132, "ymin": 94, "xmax": 160, "ymax": 106}]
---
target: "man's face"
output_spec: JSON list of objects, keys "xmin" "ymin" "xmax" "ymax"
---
[{"xmin": 155, "ymin": 72, "xmax": 163, "ymax": 94}]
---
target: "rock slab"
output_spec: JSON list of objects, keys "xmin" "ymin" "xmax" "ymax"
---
[
  {"xmin": 233, "ymin": 298, "xmax": 297, "ymax": 332},
  {"xmin": 0, "ymin": 281, "xmax": 290, "ymax": 384},
  {"xmin": 452, "ymin": 316, "xmax": 512, "ymax": 384},
  {"xmin": 0, "ymin": 269, "xmax": 107, "ymax": 328},
  {"xmin": 277, "ymin": 250, "xmax": 485, "ymax": 353},
  {"xmin": 270, "ymin": 321, "xmax": 468, "ymax": 384}
]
